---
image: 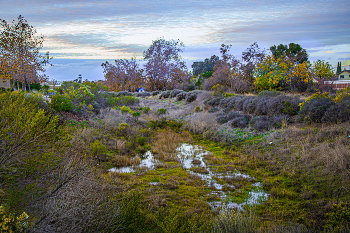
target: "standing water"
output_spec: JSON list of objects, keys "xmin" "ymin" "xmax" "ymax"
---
[{"xmin": 109, "ymin": 143, "xmax": 268, "ymax": 210}]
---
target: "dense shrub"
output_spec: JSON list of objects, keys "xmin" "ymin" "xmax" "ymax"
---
[
  {"xmin": 216, "ymin": 111, "xmax": 241, "ymax": 124},
  {"xmin": 116, "ymin": 91, "xmax": 132, "ymax": 97},
  {"xmin": 267, "ymin": 95, "xmax": 301, "ymax": 116},
  {"xmin": 170, "ymin": 89, "xmax": 183, "ymax": 98},
  {"xmin": 0, "ymin": 206, "xmax": 28, "ymax": 232},
  {"xmin": 257, "ymin": 90, "xmax": 283, "ymax": 97},
  {"xmin": 157, "ymin": 108, "xmax": 168, "ymax": 115},
  {"xmin": 209, "ymin": 107, "xmax": 220, "ymax": 113},
  {"xmin": 151, "ymin": 90, "xmax": 160, "ymax": 96},
  {"xmin": 235, "ymin": 97, "xmax": 251, "ymax": 111},
  {"xmin": 52, "ymin": 81, "xmax": 116, "ymax": 116},
  {"xmin": 0, "ymin": 91, "xmax": 62, "ymax": 167},
  {"xmin": 186, "ymin": 92, "xmax": 198, "ymax": 102},
  {"xmin": 231, "ymin": 115, "xmax": 252, "ymax": 128},
  {"xmin": 159, "ymin": 90, "xmax": 171, "ymax": 99},
  {"xmin": 219, "ymin": 96, "xmax": 243, "ymax": 110},
  {"xmin": 176, "ymin": 91, "xmax": 187, "ymax": 101},
  {"xmin": 204, "ymin": 96, "xmax": 223, "ymax": 107},
  {"xmin": 298, "ymin": 98, "xmax": 335, "ymax": 123},
  {"xmin": 135, "ymin": 92, "xmax": 151, "ymax": 98},
  {"xmin": 141, "ymin": 106, "xmax": 151, "ymax": 114},
  {"xmin": 120, "ymin": 106, "xmax": 132, "ymax": 114},
  {"xmin": 242, "ymin": 97, "xmax": 257, "ymax": 114},
  {"xmin": 322, "ymin": 99, "xmax": 350, "ymax": 123},
  {"xmin": 108, "ymin": 96, "xmax": 140, "ymax": 107},
  {"xmin": 50, "ymin": 94, "xmax": 73, "ymax": 112},
  {"xmin": 254, "ymin": 97, "xmax": 269, "ymax": 115},
  {"xmin": 250, "ymin": 115, "xmax": 286, "ymax": 131}
]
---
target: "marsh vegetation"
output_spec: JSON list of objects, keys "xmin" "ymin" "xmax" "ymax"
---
[{"xmin": 1, "ymin": 86, "xmax": 350, "ymax": 232}]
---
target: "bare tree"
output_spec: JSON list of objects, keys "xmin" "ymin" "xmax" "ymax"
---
[
  {"xmin": 0, "ymin": 15, "xmax": 51, "ymax": 91},
  {"xmin": 143, "ymin": 38, "xmax": 188, "ymax": 91},
  {"xmin": 102, "ymin": 56, "xmax": 143, "ymax": 92},
  {"xmin": 240, "ymin": 42, "xmax": 265, "ymax": 85}
]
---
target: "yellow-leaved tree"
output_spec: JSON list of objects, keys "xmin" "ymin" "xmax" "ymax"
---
[
  {"xmin": 254, "ymin": 55, "xmax": 312, "ymax": 92},
  {"xmin": 0, "ymin": 15, "xmax": 51, "ymax": 91},
  {"xmin": 312, "ymin": 60, "xmax": 335, "ymax": 80}
]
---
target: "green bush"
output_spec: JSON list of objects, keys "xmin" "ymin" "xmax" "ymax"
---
[
  {"xmin": 0, "ymin": 91, "xmax": 62, "ymax": 168},
  {"xmin": 325, "ymin": 203, "xmax": 350, "ymax": 232},
  {"xmin": 50, "ymin": 94, "xmax": 73, "ymax": 112},
  {"xmin": 118, "ymin": 193, "xmax": 149, "ymax": 232},
  {"xmin": 108, "ymin": 96, "xmax": 139, "ymax": 107},
  {"xmin": 136, "ymin": 137, "xmax": 148, "ymax": 146},
  {"xmin": 90, "ymin": 140, "xmax": 107, "ymax": 161},
  {"xmin": 157, "ymin": 108, "xmax": 168, "ymax": 115},
  {"xmin": 142, "ymin": 106, "xmax": 151, "ymax": 114},
  {"xmin": 194, "ymin": 105, "xmax": 201, "ymax": 112},
  {"xmin": 132, "ymin": 111, "xmax": 141, "ymax": 119}
]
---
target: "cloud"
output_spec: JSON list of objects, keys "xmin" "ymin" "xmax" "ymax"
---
[{"xmin": 1, "ymin": 0, "xmax": 350, "ymax": 81}]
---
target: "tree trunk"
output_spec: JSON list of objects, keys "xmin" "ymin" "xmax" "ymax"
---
[{"xmin": 27, "ymin": 77, "xmax": 31, "ymax": 92}]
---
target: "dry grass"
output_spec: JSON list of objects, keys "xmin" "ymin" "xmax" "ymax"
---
[
  {"xmin": 116, "ymin": 139, "xmax": 126, "ymax": 151},
  {"xmin": 151, "ymin": 130, "xmax": 192, "ymax": 160},
  {"xmin": 183, "ymin": 112, "xmax": 218, "ymax": 135},
  {"xmin": 272, "ymin": 123, "xmax": 350, "ymax": 176},
  {"xmin": 112, "ymin": 155, "xmax": 140, "ymax": 167}
]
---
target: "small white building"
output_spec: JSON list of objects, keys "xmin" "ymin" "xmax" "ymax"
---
[{"xmin": 338, "ymin": 70, "xmax": 350, "ymax": 80}]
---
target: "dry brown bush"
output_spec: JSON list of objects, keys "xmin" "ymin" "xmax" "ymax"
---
[
  {"xmin": 183, "ymin": 112, "xmax": 218, "ymax": 136},
  {"xmin": 29, "ymin": 149, "xmax": 122, "ymax": 233},
  {"xmin": 112, "ymin": 155, "xmax": 140, "ymax": 167},
  {"xmin": 116, "ymin": 139, "xmax": 126, "ymax": 151},
  {"xmin": 151, "ymin": 130, "xmax": 192, "ymax": 160}
]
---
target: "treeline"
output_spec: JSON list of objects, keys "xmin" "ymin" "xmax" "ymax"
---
[
  {"xmin": 102, "ymin": 40, "xmax": 335, "ymax": 94},
  {"xmin": 194, "ymin": 42, "xmax": 334, "ymax": 93}
]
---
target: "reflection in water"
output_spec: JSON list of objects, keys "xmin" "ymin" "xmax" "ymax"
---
[{"xmin": 109, "ymin": 143, "xmax": 269, "ymax": 210}]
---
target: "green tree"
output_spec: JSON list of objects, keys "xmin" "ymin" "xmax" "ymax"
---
[
  {"xmin": 191, "ymin": 55, "xmax": 219, "ymax": 76},
  {"xmin": 0, "ymin": 15, "xmax": 51, "ymax": 91},
  {"xmin": 270, "ymin": 43, "xmax": 308, "ymax": 64},
  {"xmin": 337, "ymin": 61, "xmax": 342, "ymax": 74}
]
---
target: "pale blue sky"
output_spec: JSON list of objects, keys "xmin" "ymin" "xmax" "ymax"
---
[{"xmin": 1, "ymin": 0, "xmax": 349, "ymax": 81}]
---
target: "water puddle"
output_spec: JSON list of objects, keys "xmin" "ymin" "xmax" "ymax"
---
[
  {"xmin": 139, "ymin": 151, "xmax": 157, "ymax": 169},
  {"xmin": 109, "ymin": 143, "xmax": 269, "ymax": 210},
  {"xmin": 109, "ymin": 166, "xmax": 135, "ymax": 173},
  {"xmin": 175, "ymin": 143, "xmax": 268, "ymax": 211},
  {"xmin": 108, "ymin": 151, "xmax": 158, "ymax": 173}
]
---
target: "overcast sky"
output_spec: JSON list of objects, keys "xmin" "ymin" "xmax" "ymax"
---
[{"xmin": 1, "ymin": 0, "xmax": 349, "ymax": 81}]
